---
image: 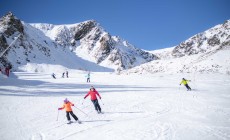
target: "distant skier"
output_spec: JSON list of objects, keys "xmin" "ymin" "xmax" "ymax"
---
[
  {"xmin": 5, "ymin": 66, "xmax": 10, "ymax": 77},
  {"xmin": 66, "ymin": 71, "xmax": 69, "ymax": 78},
  {"xmin": 62, "ymin": 72, "xmax": 65, "ymax": 78},
  {"xmin": 58, "ymin": 98, "xmax": 79, "ymax": 124},
  {"xmin": 84, "ymin": 86, "xmax": 102, "ymax": 113},
  {"xmin": 86, "ymin": 72, "xmax": 90, "ymax": 83},
  {"xmin": 180, "ymin": 78, "xmax": 192, "ymax": 91},
  {"xmin": 52, "ymin": 73, "xmax": 56, "ymax": 79}
]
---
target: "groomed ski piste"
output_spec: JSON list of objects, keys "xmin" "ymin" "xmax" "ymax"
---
[{"xmin": 0, "ymin": 71, "xmax": 230, "ymax": 140}]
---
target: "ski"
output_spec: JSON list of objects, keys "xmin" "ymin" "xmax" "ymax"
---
[
  {"xmin": 66, "ymin": 120, "xmax": 82, "ymax": 124},
  {"xmin": 97, "ymin": 111, "xmax": 104, "ymax": 114}
]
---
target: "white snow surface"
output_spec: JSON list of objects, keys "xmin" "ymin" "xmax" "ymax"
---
[
  {"xmin": 0, "ymin": 71, "xmax": 230, "ymax": 140},
  {"xmin": 149, "ymin": 47, "xmax": 175, "ymax": 59}
]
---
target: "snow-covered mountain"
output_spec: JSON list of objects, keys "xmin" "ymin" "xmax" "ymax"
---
[
  {"xmin": 172, "ymin": 20, "xmax": 230, "ymax": 57},
  {"xmin": 123, "ymin": 20, "xmax": 230, "ymax": 74},
  {"xmin": 0, "ymin": 12, "xmax": 114, "ymax": 73},
  {"xmin": 1, "ymin": 12, "xmax": 229, "ymax": 74},
  {"xmin": 0, "ymin": 12, "xmax": 157, "ymax": 72},
  {"xmin": 31, "ymin": 20, "xmax": 157, "ymax": 71}
]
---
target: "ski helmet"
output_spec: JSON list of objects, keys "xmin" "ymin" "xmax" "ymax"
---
[{"xmin": 64, "ymin": 98, "xmax": 69, "ymax": 103}]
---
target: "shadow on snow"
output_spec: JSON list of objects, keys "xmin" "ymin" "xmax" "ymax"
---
[{"xmin": 0, "ymin": 73, "xmax": 182, "ymax": 97}]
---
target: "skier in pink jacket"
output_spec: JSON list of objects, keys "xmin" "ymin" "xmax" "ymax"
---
[{"xmin": 84, "ymin": 86, "xmax": 102, "ymax": 113}]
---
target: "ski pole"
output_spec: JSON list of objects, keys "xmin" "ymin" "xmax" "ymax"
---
[
  {"xmin": 73, "ymin": 106, "xmax": 88, "ymax": 116},
  {"xmin": 56, "ymin": 110, "xmax": 59, "ymax": 121},
  {"xmin": 0, "ymin": 33, "xmax": 21, "ymax": 58},
  {"xmin": 100, "ymin": 98, "xmax": 104, "ymax": 105}
]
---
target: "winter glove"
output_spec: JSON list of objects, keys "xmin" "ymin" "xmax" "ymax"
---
[
  {"xmin": 100, "ymin": 97, "xmax": 101, "ymax": 99},
  {"xmin": 58, "ymin": 108, "xmax": 62, "ymax": 110},
  {"xmin": 72, "ymin": 104, "xmax": 74, "ymax": 106},
  {"xmin": 84, "ymin": 97, "xmax": 86, "ymax": 99}
]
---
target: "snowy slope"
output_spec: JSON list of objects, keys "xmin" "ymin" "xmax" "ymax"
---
[
  {"xmin": 0, "ymin": 71, "xmax": 230, "ymax": 140},
  {"xmin": 124, "ymin": 48, "xmax": 230, "ymax": 74},
  {"xmin": 149, "ymin": 47, "xmax": 175, "ymax": 59}
]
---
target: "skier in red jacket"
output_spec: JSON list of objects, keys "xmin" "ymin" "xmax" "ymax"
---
[{"xmin": 84, "ymin": 86, "xmax": 102, "ymax": 113}]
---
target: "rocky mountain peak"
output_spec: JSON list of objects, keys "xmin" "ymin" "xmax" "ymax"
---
[
  {"xmin": 172, "ymin": 20, "xmax": 230, "ymax": 57},
  {"xmin": 0, "ymin": 12, "xmax": 24, "ymax": 37},
  {"xmin": 74, "ymin": 20, "xmax": 97, "ymax": 41}
]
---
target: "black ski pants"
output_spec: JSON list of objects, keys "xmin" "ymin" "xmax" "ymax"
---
[
  {"xmin": 87, "ymin": 78, "xmax": 90, "ymax": 82},
  {"xmin": 66, "ymin": 111, "xmax": 78, "ymax": 121},
  {"xmin": 185, "ymin": 84, "xmax": 191, "ymax": 91},
  {"xmin": 91, "ymin": 99, "xmax": 101, "ymax": 112}
]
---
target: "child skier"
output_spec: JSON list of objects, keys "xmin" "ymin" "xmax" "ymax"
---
[
  {"xmin": 58, "ymin": 98, "xmax": 79, "ymax": 124},
  {"xmin": 84, "ymin": 86, "xmax": 102, "ymax": 113},
  {"xmin": 180, "ymin": 78, "xmax": 192, "ymax": 91}
]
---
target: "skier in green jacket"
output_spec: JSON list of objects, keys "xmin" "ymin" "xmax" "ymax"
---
[{"xmin": 180, "ymin": 78, "xmax": 192, "ymax": 91}]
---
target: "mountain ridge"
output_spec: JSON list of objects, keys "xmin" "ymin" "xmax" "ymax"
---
[
  {"xmin": 124, "ymin": 19, "xmax": 230, "ymax": 74},
  {"xmin": 0, "ymin": 12, "xmax": 229, "ymax": 74},
  {"xmin": 30, "ymin": 20, "xmax": 157, "ymax": 70},
  {"xmin": 0, "ymin": 12, "xmax": 157, "ymax": 72}
]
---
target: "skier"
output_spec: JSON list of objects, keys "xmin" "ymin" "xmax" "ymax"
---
[
  {"xmin": 86, "ymin": 72, "xmax": 90, "ymax": 83},
  {"xmin": 62, "ymin": 72, "xmax": 65, "ymax": 78},
  {"xmin": 58, "ymin": 98, "xmax": 79, "ymax": 124},
  {"xmin": 52, "ymin": 73, "xmax": 56, "ymax": 79},
  {"xmin": 5, "ymin": 67, "xmax": 10, "ymax": 77},
  {"xmin": 84, "ymin": 86, "xmax": 102, "ymax": 113},
  {"xmin": 66, "ymin": 71, "xmax": 69, "ymax": 78},
  {"xmin": 180, "ymin": 78, "xmax": 192, "ymax": 91}
]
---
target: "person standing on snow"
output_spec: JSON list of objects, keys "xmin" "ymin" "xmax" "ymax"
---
[
  {"xmin": 86, "ymin": 72, "xmax": 90, "ymax": 83},
  {"xmin": 84, "ymin": 86, "xmax": 102, "ymax": 113},
  {"xmin": 180, "ymin": 78, "xmax": 192, "ymax": 91},
  {"xmin": 52, "ymin": 73, "xmax": 56, "ymax": 79},
  {"xmin": 5, "ymin": 67, "xmax": 10, "ymax": 77},
  {"xmin": 66, "ymin": 71, "xmax": 69, "ymax": 78},
  {"xmin": 58, "ymin": 98, "xmax": 79, "ymax": 123}
]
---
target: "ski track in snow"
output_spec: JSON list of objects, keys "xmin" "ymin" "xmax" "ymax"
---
[{"xmin": 0, "ymin": 72, "xmax": 230, "ymax": 140}]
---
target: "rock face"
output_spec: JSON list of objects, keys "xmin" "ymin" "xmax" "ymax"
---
[
  {"xmin": 0, "ymin": 12, "xmax": 24, "ymax": 67},
  {"xmin": 172, "ymin": 20, "xmax": 230, "ymax": 57},
  {"xmin": 0, "ymin": 12, "xmax": 24, "ymax": 37},
  {"xmin": 74, "ymin": 20, "xmax": 97, "ymax": 41}
]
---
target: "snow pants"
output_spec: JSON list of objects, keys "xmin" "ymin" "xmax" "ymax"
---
[
  {"xmin": 185, "ymin": 84, "xmax": 191, "ymax": 91},
  {"xmin": 66, "ymin": 111, "xmax": 78, "ymax": 121},
  {"xmin": 87, "ymin": 78, "xmax": 90, "ymax": 82},
  {"xmin": 91, "ymin": 99, "xmax": 101, "ymax": 112}
]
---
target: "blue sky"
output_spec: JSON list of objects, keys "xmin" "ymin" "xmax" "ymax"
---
[{"xmin": 0, "ymin": 0, "xmax": 229, "ymax": 50}]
